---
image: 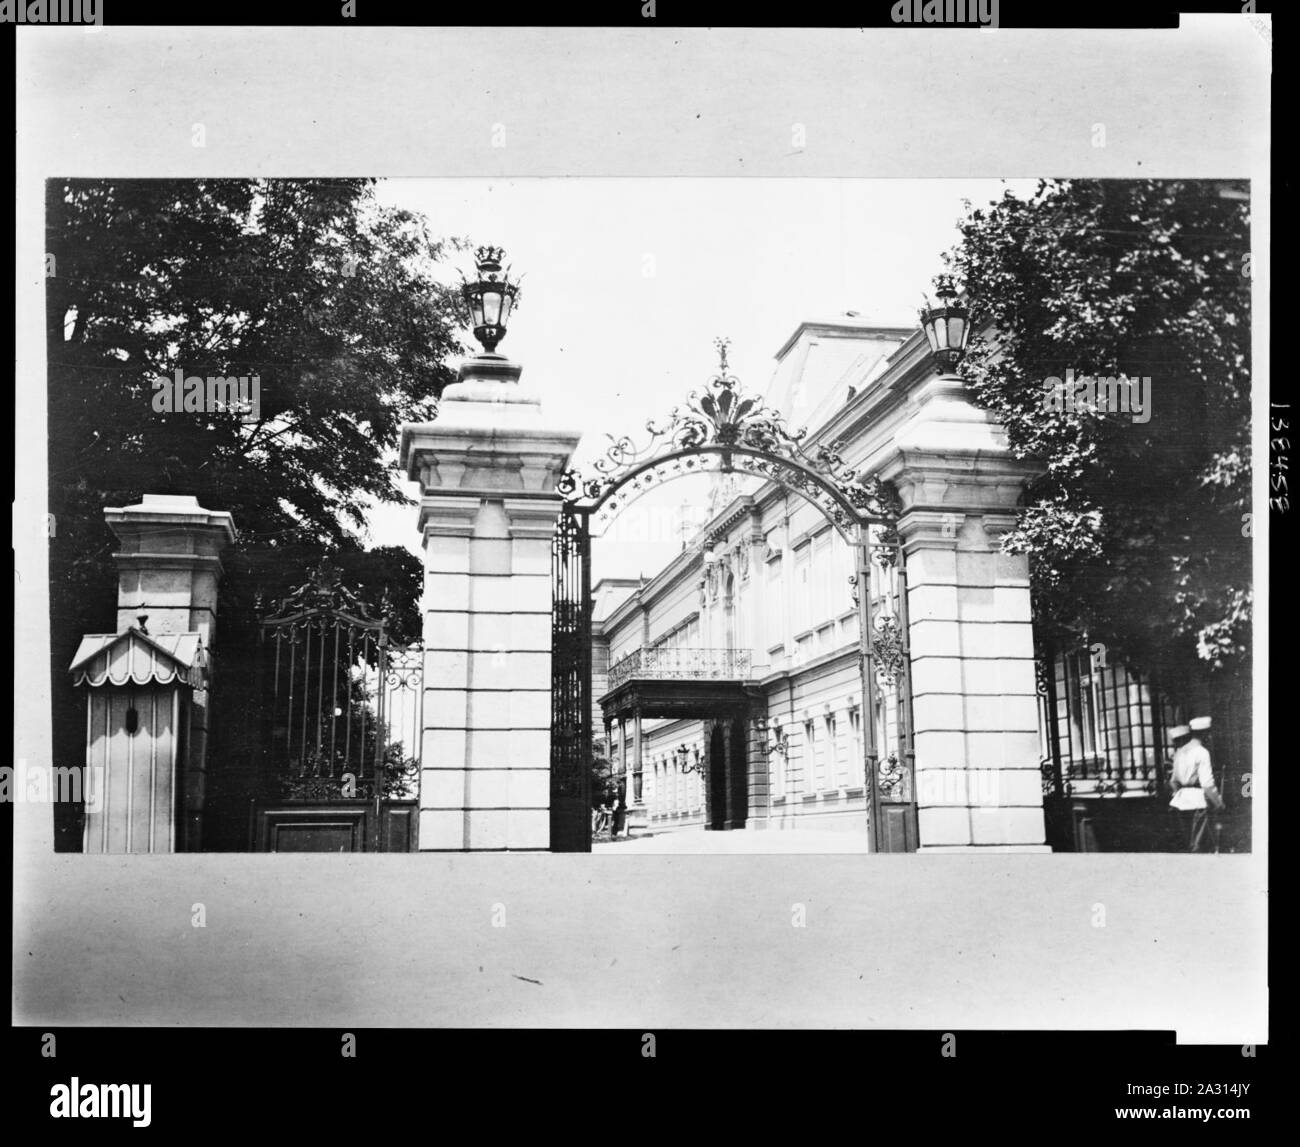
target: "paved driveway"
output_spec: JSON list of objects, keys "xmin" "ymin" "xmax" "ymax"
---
[{"xmin": 592, "ymin": 827, "xmax": 872, "ymax": 853}]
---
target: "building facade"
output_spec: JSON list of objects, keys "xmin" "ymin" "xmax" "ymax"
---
[
  {"xmin": 591, "ymin": 315, "xmax": 1248, "ymax": 849},
  {"xmin": 593, "ymin": 319, "xmax": 915, "ymax": 837}
]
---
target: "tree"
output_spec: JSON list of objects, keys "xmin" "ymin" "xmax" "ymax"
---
[
  {"xmin": 46, "ymin": 178, "xmax": 468, "ymax": 847},
  {"xmin": 942, "ymin": 179, "xmax": 1251, "ymax": 710}
]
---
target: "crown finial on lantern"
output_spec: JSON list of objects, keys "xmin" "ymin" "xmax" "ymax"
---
[
  {"xmin": 933, "ymin": 272, "xmax": 959, "ymax": 301},
  {"xmin": 473, "ymin": 245, "xmax": 507, "ymax": 276}
]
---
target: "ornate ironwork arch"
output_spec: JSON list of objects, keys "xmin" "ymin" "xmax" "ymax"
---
[
  {"xmin": 548, "ymin": 339, "xmax": 916, "ymax": 854},
  {"xmin": 557, "ymin": 337, "xmax": 900, "ymax": 540}
]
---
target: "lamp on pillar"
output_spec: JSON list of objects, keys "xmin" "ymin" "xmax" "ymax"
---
[
  {"xmin": 461, "ymin": 245, "xmax": 519, "ymax": 357},
  {"xmin": 438, "ymin": 245, "xmax": 533, "ymax": 404},
  {"xmin": 918, "ymin": 274, "xmax": 971, "ymax": 374}
]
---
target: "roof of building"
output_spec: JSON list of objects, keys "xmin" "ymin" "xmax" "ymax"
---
[
  {"xmin": 772, "ymin": 317, "xmax": 917, "ymax": 363},
  {"xmin": 764, "ymin": 317, "xmax": 914, "ymax": 430}
]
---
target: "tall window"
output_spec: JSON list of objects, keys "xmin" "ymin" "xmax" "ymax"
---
[
  {"xmin": 813, "ymin": 530, "xmax": 833, "ymax": 632},
  {"xmin": 734, "ymin": 573, "xmax": 748, "ymax": 652},
  {"xmin": 793, "ymin": 544, "xmax": 811, "ymax": 635},
  {"xmin": 1066, "ymin": 650, "xmax": 1100, "ymax": 759},
  {"xmin": 829, "ymin": 712, "xmax": 846, "ymax": 787},
  {"xmin": 848, "ymin": 707, "xmax": 864, "ymax": 788},
  {"xmin": 803, "ymin": 719, "xmax": 816, "ymax": 795},
  {"xmin": 833, "ymin": 531, "xmax": 856, "ymax": 617},
  {"xmin": 766, "ymin": 555, "xmax": 783, "ymax": 652},
  {"xmin": 723, "ymin": 570, "xmax": 736, "ymax": 651},
  {"xmin": 772, "ymin": 728, "xmax": 786, "ymax": 800}
]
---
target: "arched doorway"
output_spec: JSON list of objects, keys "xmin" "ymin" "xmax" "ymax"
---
[{"xmin": 551, "ymin": 339, "xmax": 914, "ymax": 853}]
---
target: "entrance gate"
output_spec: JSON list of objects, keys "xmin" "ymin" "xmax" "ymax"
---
[
  {"xmin": 550, "ymin": 504, "xmax": 593, "ymax": 852},
  {"xmin": 250, "ymin": 563, "xmax": 423, "ymax": 852},
  {"xmin": 550, "ymin": 339, "xmax": 916, "ymax": 853}
]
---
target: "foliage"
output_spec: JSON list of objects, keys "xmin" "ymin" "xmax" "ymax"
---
[
  {"xmin": 942, "ymin": 179, "xmax": 1251, "ymax": 698},
  {"xmin": 46, "ymin": 179, "xmax": 467, "ymax": 845},
  {"xmin": 591, "ymin": 756, "xmax": 615, "ymax": 807}
]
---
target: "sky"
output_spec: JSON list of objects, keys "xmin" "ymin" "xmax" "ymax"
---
[{"xmin": 360, "ymin": 177, "xmax": 1038, "ymax": 579}]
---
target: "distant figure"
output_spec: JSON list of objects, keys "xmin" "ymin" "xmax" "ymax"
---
[
  {"xmin": 593, "ymin": 802, "xmax": 611, "ymax": 838},
  {"xmin": 1168, "ymin": 717, "xmax": 1224, "ymax": 852},
  {"xmin": 610, "ymin": 789, "xmax": 626, "ymax": 840}
]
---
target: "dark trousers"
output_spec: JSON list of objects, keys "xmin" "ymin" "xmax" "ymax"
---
[{"xmin": 1177, "ymin": 809, "xmax": 1210, "ymax": 853}]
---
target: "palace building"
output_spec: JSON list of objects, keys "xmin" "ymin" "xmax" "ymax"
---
[
  {"xmin": 591, "ymin": 316, "xmax": 1251, "ymax": 850},
  {"xmin": 593, "ymin": 319, "xmax": 909, "ymax": 838}
]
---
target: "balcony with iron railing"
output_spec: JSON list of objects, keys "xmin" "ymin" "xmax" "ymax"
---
[{"xmin": 606, "ymin": 646, "xmax": 753, "ymax": 691}]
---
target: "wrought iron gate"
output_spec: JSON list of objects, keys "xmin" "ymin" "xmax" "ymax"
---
[
  {"xmin": 252, "ymin": 564, "xmax": 423, "ymax": 852},
  {"xmin": 550, "ymin": 504, "xmax": 593, "ymax": 852},
  {"xmin": 551, "ymin": 339, "xmax": 918, "ymax": 852},
  {"xmin": 854, "ymin": 522, "xmax": 917, "ymax": 852}
]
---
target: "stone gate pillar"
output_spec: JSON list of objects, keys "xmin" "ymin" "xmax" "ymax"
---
[
  {"xmin": 879, "ymin": 373, "xmax": 1049, "ymax": 852},
  {"xmin": 401, "ymin": 353, "xmax": 581, "ymax": 851}
]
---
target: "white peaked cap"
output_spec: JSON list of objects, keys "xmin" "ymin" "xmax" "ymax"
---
[
  {"xmin": 1189, "ymin": 716, "xmax": 1212, "ymax": 731},
  {"xmin": 1168, "ymin": 725, "xmax": 1191, "ymax": 740}
]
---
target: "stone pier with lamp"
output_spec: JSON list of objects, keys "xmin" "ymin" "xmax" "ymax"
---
[
  {"xmin": 879, "ymin": 278, "xmax": 1049, "ymax": 851},
  {"xmin": 400, "ymin": 247, "xmax": 582, "ymax": 851}
]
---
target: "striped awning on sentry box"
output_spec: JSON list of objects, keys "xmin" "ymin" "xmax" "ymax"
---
[{"xmin": 69, "ymin": 628, "xmax": 206, "ymax": 689}]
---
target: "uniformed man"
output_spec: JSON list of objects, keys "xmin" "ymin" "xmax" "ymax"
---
[{"xmin": 1168, "ymin": 717, "xmax": 1223, "ymax": 852}]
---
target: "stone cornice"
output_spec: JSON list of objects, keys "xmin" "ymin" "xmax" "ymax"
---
[
  {"xmin": 105, "ymin": 495, "xmax": 236, "ymax": 551},
  {"xmin": 881, "ymin": 446, "xmax": 1040, "ymax": 520},
  {"xmin": 705, "ymin": 495, "xmax": 759, "ymax": 543},
  {"xmin": 111, "ymin": 551, "xmax": 226, "ymax": 575},
  {"xmin": 400, "ymin": 422, "xmax": 582, "ymax": 493},
  {"xmin": 502, "ymin": 497, "xmax": 566, "ymax": 539},
  {"xmin": 418, "ymin": 496, "xmax": 481, "ymax": 538}
]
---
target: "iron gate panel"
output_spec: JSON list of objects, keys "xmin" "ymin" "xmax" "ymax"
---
[
  {"xmin": 253, "ymin": 563, "xmax": 422, "ymax": 852},
  {"xmin": 855, "ymin": 522, "xmax": 917, "ymax": 851},
  {"xmin": 550, "ymin": 504, "xmax": 593, "ymax": 852}
]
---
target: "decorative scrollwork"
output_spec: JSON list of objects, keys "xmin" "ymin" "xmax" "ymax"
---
[
  {"xmin": 871, "ymin": 614, "xmax": 907, "ymax": 687},
  {"xmin": 878, "ymin": 752, "xmax": 905, "ymax": 797},
  {"xmin": 1040, "ymin": 757, "xmax": 1057, "ymax": 797},
  {"xmin": 281, "ymin": 773, "xmax": 377, "ymax": 802},
  {"xmin": 558, "ymin": 339, "xmax": 901, "ymax": 532},
  {"xmin": 869, "ymin": 514, "xmax": 903, "ymax": 566},
  {"xmin": 261, "ymin": 561, "xmax": 384, "ymax": 631},
  {"xmin": 1033, "ymin": 651, "xmax": 1051, "ymax": 698},
  {"xmin": 384, "ymin": 644, "xmax": 425, "ymax": 691}
]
